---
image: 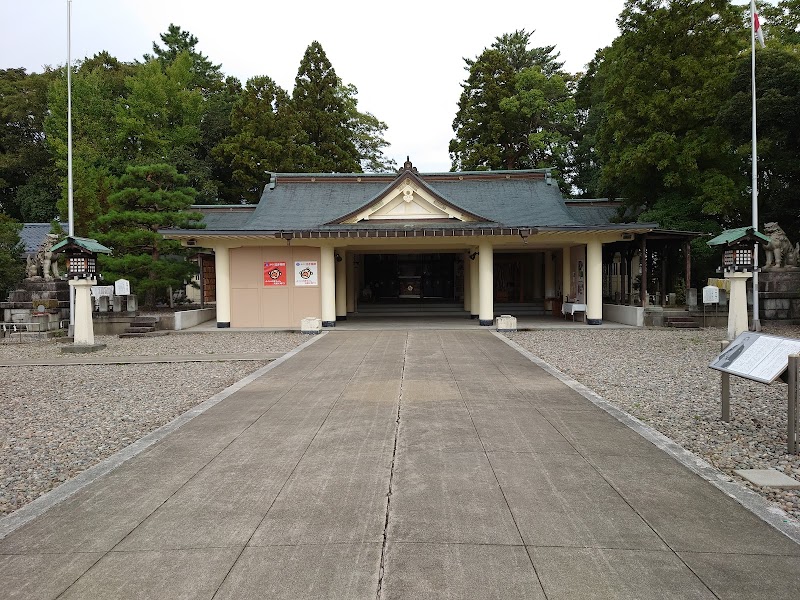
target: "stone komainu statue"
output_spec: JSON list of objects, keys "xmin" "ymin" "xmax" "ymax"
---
[
  {"xmin": 25, "ymin": 234, "xmax": 61, "ymax": 280},
  {"xmin": 763, "ymin": 222, "xmax": 800, "ymax": 268}
]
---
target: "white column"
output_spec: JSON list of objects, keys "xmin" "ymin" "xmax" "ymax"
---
[
  {"xmin": 562, "ymin": 246, "xmax": 571, "ymax": 300},
  {"xmin": 321, "ymin": 245, "xmax": 336, "ymax": 326},
  {"xmin": 586, "ymin": 239, "xmax": 603, "ymax": 325},
  {"xmin": 725, "ymin": 272, "xmax": 752, "ymax": 340},
  {"xmin": 69, "ymin": 278, "xmax": 96, "ymax": 345},
  {"xmin": 346, "ymin": 252, "xmax": 355, "ymax": 314},
  {"xmin": 214, "ymin": 246, "xmax": 231, "ymax": 327},
  {"xmin": 463, "ymin": 254, "xmax": 471, "ymax": 313},
  {"xmin": 478, "ymin": 240, "xmax": 494, "ymax": 325},
  {"xmin": 335, "ymin": 249, "xmax": 346, "ymax": 320},
  {"xmin": 469, "ymin": 249, "xmax": 479, "ymax": 319}
]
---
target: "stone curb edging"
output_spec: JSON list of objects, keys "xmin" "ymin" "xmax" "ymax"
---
[
  {"xmin": 0, "ymin": 332, "xmax": 328, "ymax": 540},
  {"xmin": 0, "ymin": 353, "xmax": 284, "ymax": 367},
  {"xmin": 492, "ymin": 330, "xmax": 800, "ymax": 546}
]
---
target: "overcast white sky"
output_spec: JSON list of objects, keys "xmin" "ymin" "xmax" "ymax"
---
[{"xmin": 2, "ymin": 0, "xmax": 628, "ymax": 172}]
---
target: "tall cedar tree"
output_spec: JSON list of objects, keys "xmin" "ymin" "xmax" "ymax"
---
[
  {"xmin": 93, "ymin": 164, "xmax": 202, "ymax": 307},
  {"xmin": 589, "ymin": 0, "xmax": 746, "ymax": 232},
  {"xmin": 292, "ymin": 42, "xmax": 360, "ymax": 173},
  {"xmin": 449, "ymin": 30, "xmax": 575, "ymax": 179},
  {"xmin": 0, "ymin": 214, "xmax": 24, "ymax": 299},
  {"xmin": 214, "ymin": 76, "xmax": 310, "ymax": 202}
]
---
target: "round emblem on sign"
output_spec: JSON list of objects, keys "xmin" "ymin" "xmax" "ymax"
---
[
  {"xmin": 267, "ymin": 268, "xmax": 282, "ymax": 280},
  {"xmin": 300, "ymin": 268, "xmax": 312, "ymax": 279}
]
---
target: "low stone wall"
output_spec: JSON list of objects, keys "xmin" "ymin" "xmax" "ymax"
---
[
  {"xmin": 92, "ymin": 315, "xmax": 136, "ymax": 335},
  {"xmin": 173, "ymin": 308, "xmax": 216, "ymax": 331},
  {"xmin": 603, "ymin": 304, "xmax": 644, "ymax": 327}
]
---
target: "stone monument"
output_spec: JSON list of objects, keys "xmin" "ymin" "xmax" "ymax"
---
[{"xmin": 1, "ymin": 235, "xmax": 69, "ymax": 339}]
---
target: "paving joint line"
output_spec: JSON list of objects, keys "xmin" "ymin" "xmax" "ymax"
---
[
  {"xmin": 491, "ymin": 330, "xmax": 800, "ymax": 547},
  {"xmin": 375, "ymin": 331, "xmax": 407, "ymax": 600},
  {"xmin": 210, "ymin": 331, "xmax": 388, "ymax": 599},
  {"xmin": 0, "ymin": 333, "xmax": 329, "ymax": 541}
]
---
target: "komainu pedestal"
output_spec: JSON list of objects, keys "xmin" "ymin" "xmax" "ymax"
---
[{"xmin": 759, "ymin": 269, "xmax": 800, "ymax": 321}]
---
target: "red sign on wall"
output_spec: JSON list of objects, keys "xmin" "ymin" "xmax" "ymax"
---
[{"xmin": 264, "ymin": 261, "xmax": 287, "ymax": 286}]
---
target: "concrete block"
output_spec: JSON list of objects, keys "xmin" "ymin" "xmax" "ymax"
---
[
  {"xmin": 301, "ymin": 317, "xmax": 322, "ymax": 334},
  {"xmin": 687, "ymin": 288, "xmax": 697, "ymax": 307},
  {"xmin": 495, "ymin": 315, "xmax": 517, "ymax": 331},
  {"xmin": 718, "ymin": 289, "xmax": 728, "ymax": 306},
  {"xmin": 734, "ymin": 469, "xmax": 800, "ymax": 489},
  {"xmin": 98, "ymin": 296, "xmax": 110, "ymax": 312},
  {"xmin": 126, "ymin": 294, "xmax": 138, "ymax": 312},
  {"xmin": 112, "ymin": 296, "xmax": 123, "ymax": 312}
]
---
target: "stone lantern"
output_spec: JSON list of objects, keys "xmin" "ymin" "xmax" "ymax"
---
[
  {"xmin": 50, "ymin": 236, "xmax": 112, "ymax": 353},
  {"xmin": 707, "ymin": 227, "xmax": 770, "ymax": 339}
]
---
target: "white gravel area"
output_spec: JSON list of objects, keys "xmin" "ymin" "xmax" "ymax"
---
[
  {"xmin": 0, "ymin": 332, "xmax": 306, "ymax": 516},
  {"xmin": 504, "ymin": 324, "xmax": 800, "ymax": 522}
]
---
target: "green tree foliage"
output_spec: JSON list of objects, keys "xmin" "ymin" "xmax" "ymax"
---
[
  {"xmin": 202, "ymin": 76, "xmax": 243, "ymax": 203},
  {"xmin": 292, "ymin": 41, "xmax": 360, "ymax": 173},
  {"xmin": 718, "ymin": 45, "xmax": 800, "ymax": 242},
  {"xmin": 115, "ymin": 54, "xmax": 207, "ymax": 198},
  {"xmin": 338, "ymin": 83, "xmax": 395, "ymax": 173},
  {"xmin": 759, "ymin": 0, "xmax": 800, "ymax": 47},
  {"xmin": 93, "ymin": 164, "xmax": 202, "ymax": 307},
  {"xmin": 584, "ymin": 0, "xmax": 746, "ymax": 233},
  {"xmin": 449, "ymin": 30, "xmax": 575, "ymax": 177},
  {"xmin": 0, "ymin": 68, "xmax": 59, "ymax": 221},
  {"xmin": 145, "ymin": 24, "xmax": 233, "ymax": 203},
  {"xmin": 213, "ymin": 76, "xmax": 307, "ymax": 202},
  {"xmin": 0, "ymin": 214, "xmax": 24, "ymax": 299},
  {"xmin": 45, "ymin": 53, "xmax": 133, "ymax": 234},
  {"xmin": 571, "ymin": 50, "xmax": 608, "ymax": 198},
  {"xmin": 144, "ymin": 23, "xmax": 223, "ymax": 97}
]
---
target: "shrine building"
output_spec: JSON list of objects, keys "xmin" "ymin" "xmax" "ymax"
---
[{"xmin": 163, "ymin": 160, "xmax": 693, "ymax": 328}]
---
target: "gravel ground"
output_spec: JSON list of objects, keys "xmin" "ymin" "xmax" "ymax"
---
[
  {"xmin": 0, "ymin": 332, "xmax": 306, "ymax": 516},
  {"xmin": 504, "ymin": 324, "xmax": 800, "ymax": 522}
]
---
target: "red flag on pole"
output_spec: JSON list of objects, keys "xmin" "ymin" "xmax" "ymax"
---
[{"xmin": 754, "ymin": 3, "xmax": 766, "ymax": 48}]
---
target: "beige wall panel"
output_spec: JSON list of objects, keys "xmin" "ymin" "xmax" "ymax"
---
[
  {"xmin": 230, "ymin": 247, "xmax": 262, "ymax": 289},
  {"xmin": 260, "ymin": 286, "xmax": 291, "ymax": 327},
  {"xmin": 231, "ymin": 288, "xmax": 261, "ymax": 327}
]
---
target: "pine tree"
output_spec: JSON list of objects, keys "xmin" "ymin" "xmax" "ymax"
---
[{"xmin": 93, "ymin": 164, "xmax": 201, "ymax": 307}]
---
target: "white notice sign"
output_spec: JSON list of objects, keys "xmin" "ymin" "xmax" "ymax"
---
[
  {"xmin": 294, "ymin": 261, "xmax": 318, "ymax": 286},
  {"xmin": 710, "ymin": 332, "xmax": 800, "ymax": 383},
  {"xmin": 702, "ymin": 285, "xmax": 719, "ymax": 304},
  {"xmin": 114, "ymin": 279, "xmax": 131, "ymax": 296}
]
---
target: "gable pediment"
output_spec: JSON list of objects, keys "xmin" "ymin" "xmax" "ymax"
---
[{"xmin": 335, "ymin": 176, "xmax": 480, "ymax": 224}]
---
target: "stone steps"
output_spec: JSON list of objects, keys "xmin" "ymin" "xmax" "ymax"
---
[
  {"xmin": 664, "ymin": 316, "xmax": 700, "ymax": 329},
  {"xmin": 119, "ymin": 316, "xmax": 167, "ymax": 338}
]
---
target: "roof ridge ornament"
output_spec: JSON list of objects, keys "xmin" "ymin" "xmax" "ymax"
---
[{"xmin": 400, "ymin": 156, "xmax": 418, "ymax": 173}]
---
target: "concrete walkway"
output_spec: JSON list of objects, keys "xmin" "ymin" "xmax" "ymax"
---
[{"xmin": 1, "ymin": 330, "xmax": 798, "ymax": 599}]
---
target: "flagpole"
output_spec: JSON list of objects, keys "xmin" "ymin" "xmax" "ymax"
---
[
  {"xmin": 67, "ymin": 0, "xmax": 75, "ymax": 334},
  {"xmin": 751, "ymin": 0, "xmax": 761, "ymax": 332}
]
